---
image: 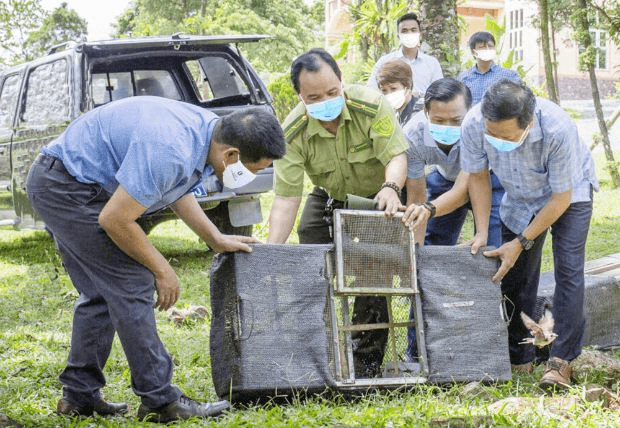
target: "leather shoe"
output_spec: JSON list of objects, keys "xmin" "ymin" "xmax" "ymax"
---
[
  {"xmin": 511, "ymin": 362, "xmax": 533, "ymax": 374},
  {"xmin": 56, "ymin": 397, "xmax": 128, "ymax": 417},
  {"xmin": 540, "ymin": 356, "xmax": 572, "ymax": 389},
  {"xmin": 137, "ymin": 395, "xmax": 230, "ymax": 423}
]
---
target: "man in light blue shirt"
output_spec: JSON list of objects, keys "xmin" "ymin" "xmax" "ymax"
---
[
  {"xmin": 404, "ymin": 78, "xmax": 503, "ymax": 248},
  {"xmin": 402, "ymin": 78, "xmax": 504, "ymax": 361},
  {"xmin": 368, "ymin": 12, "xmax": 443, "ymax": 101},
  {"xmin": 26, "ymin": 96, "xmax": 286, "ymax": 422},
  {"xmin": 458, "ymin": 31, "xmax": 521, "ymax": 105},
  {"xmin": 460, "ymin": 79, "xmax": 598, "ymax": 389}
]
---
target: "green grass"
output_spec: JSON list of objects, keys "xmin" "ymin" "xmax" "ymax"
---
[{"xmin": 1, "ymin": 159, "xmax": 620, "ymax": 427}]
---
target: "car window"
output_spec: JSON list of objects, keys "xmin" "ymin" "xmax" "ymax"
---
[
  {"xmin": 91, "ymin": 70, "xmax": 181, "ymax": 105},
  {"xmin": 21, "ymin": 59, "xmax": 70, "ymax": 128},
  {"xmin": 186, "ymin": 57, "xmax": 250, "ymax": 102},
  {"xmin": 0, "ymin": 74, "xmax": 22, "ymax": 133}
]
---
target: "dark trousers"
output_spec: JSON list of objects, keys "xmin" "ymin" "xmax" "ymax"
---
[
  {"xmin": 502, "ymin": 199, "xmax": 593, "ymax": 365},
  {"xmin": 425, "ymin": 169, "xmax": 504, "ymax": 247},
  {"xmin": 26, "ymin": 154, "xmax": 181, "ymax": 408},
  {"xmin": 298, "ymin": 188, "xmax": 389, "ymax": 376}
]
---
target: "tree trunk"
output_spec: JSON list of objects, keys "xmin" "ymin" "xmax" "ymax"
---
[
  {"xmin": 550, "ymin": 18, "xmax": 560, "ymax": 99},
  {"xmin": 419, "ymin": 0, "xmax": 460, "ymax": 77},
  {"xmin": 574, "ymin": 0, "xmax": 620, "ymax": 188},
  {"xmin": 539, "ymin": 0, "xmax": 559, "ymax": 103}
]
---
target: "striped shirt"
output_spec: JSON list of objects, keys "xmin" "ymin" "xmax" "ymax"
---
[{"xmin": 460, "ymin": 97, "xmax": 599, "ymax": 234}]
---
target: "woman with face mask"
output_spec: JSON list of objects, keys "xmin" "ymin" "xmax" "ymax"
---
[{"xmin": 376, "ymin": 59, "xmax": 420, "ymax": 127}]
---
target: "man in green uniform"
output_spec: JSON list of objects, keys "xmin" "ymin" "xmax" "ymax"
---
[{"xmin": 267, "ymin": 48, "xmax": 408, "ymax": 377}]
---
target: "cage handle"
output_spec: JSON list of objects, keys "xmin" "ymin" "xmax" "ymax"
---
[{"xmin": 235, "ymin": 293, "xmax": 254, "ymax": 341}]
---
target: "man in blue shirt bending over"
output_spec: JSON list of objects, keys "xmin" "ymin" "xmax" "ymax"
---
[
  {"xmin": 26, "ymin": 97, "xmax": 286, "ymax": 422},
  {"xmin": 458, "ymin": 31, "xmax": 521, "ymax": 105},
  {"xmin": 460, "ymin": 79, "xmax": 598, "ymax": 389}
]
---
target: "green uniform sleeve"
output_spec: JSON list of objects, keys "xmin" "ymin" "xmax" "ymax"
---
[{"xmin": 274, "ymin": 134, "xmax": 306, "ymax": 197}]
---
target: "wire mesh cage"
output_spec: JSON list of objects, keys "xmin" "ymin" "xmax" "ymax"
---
[{"xmin": 329, "ymin": 210, "xmax": 428, "ymax": 387}]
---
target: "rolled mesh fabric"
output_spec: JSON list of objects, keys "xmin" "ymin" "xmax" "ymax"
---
[
  {"xmin": 210, "ymin": 244, "xmax": 336, "ymax": 401},
  {"xmin": 417, "ymin": 245, "xmax": 512, "ymax": 383}
]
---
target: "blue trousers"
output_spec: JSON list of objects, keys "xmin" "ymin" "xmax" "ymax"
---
[
  {"xmin": 502, "ymin": 198, "xmax": 593, "ymax": 365},
  {"xmin": 406, "ymin": 170, "xmax": 504, "ymax": 359},
  {"xmin": 26, "ymin": 155, "xmax": 182, "ymax": 408}
]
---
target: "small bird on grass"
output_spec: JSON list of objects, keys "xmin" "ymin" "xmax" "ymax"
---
[{"xmin": 519, "ymin": 309, "xmax": 558, "ymax": 348}]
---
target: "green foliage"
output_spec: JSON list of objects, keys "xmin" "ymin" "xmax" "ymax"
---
[
  {"xmin": 25, "ymin": 3, "xmax": 87, "ymax": 58},
  {"xmin": 111, "ymin": 0, "xmax": 323, "ymax": 74},
  {"xmin": 587, "ymin": 0, "xmax": 620, "ymax": 44},
  {"xmin": 348, "ymin": 0, "xmax": 413, "ymax": 62},
  {"xmin": 0, "ymin": 0, "xmax": 46, "ymax": 65},
  {"xmin": 267, "ymin": 74, "xmax": 299, "ymax": 123}
]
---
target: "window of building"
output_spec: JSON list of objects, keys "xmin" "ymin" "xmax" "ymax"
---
[{"xmin": 580, "ymin": 29, "xmax": 608, "ymax": 70}]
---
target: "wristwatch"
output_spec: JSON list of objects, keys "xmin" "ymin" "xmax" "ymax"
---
[
  {"xmin": 422, "ymin": 202, "xmax": 436, "ymax": 219},
  {"xmin": 516, "ymin": 233, "xmax": 534, "ymax": 251}
]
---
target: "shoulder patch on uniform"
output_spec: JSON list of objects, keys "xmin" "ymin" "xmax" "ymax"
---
[
  {"xmin": 346, "ymin": 97, "xmax": 380, "ymax": 117},
  {"xmin": 283, "ymin": 114, "xmax": 308, "ymax": 143},
  {"xmin": 371, "ymin": 115, "xmax": 395, "ymax": 137}
]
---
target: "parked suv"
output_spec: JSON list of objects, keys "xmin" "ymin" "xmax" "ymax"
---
[{"xmin": 0, "ymin": 34, "xmax": 275, "ymax": 235}]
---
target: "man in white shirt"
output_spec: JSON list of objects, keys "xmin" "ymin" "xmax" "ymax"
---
[{"xmin": 367, "ymin": 12, "xmax": 443, "ymax": 101}]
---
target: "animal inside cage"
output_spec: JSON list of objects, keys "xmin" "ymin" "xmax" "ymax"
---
[{"xmin": 329, "ymin": 210, "xmax": 428, "ymax": 388}]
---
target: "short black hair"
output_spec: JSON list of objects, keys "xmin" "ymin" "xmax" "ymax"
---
[
  {"xmin": 213, "ymin": 107, "xmax": 286, "ymax": 162},
  {"xmin": 424, "ymin": 78, "xmax": 472, "ymax": 112},
  {"xmin": 468, "ymin": 31, "xmax": 496, "ymax": 50},
  {"xmin": 290, "ymin": 48, "xmax": 342, "ymax": 93},
  {"xmin": 397, "ymin": 12, "xmax": 420, "ymax": 29},
  {"xmin": 481, "ymin": 79, "xmax": 536, "ymax": 129}
]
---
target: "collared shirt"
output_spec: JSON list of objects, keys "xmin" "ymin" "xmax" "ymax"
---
[
  {"xmin": 42, "ymin": 96, "xmax": 217, "ymax": 214},
  {"xmin": 460, "ymin": 97, "xmax": 599, "ymax": 234},
  {"xmin": 404, "ymin": 110, "xmax": 462, "ymax": 182},
  {"xmin": 368, "ymin": 48, "xmax": 443, "ymax": 96},
  {"xmin": 458, "ymin": 63, "xmax": 521, "ymax": 104},
  {"xmin": 274, "ymin": 85, "xmax": 408, "ymax": 201}
]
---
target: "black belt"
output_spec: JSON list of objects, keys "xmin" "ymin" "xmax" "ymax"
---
[{"xmin": 38, "ymin": 154, "xmax": 70, "ymax": 174}]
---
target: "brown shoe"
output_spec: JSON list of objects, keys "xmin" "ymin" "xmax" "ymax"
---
[
  {"xmin": 57, "ymin": 397, "xmax": 128, "ymax": 417},
  {"xmin": 540, "ymin": 357, "xmax": 572, "ymax": 389},
  {"xmin": 511, "ymin": 362, "xmax": 533, "ymax": 374}
]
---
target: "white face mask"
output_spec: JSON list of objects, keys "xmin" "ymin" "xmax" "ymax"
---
[
  {"xmin": 400, "ymin": 32, "xmax": 420, "ymax": 49},
  {"xmin": 222, "ymin": 159, "xmax": 256, "ymax": 189},
  {"xmin": 384, "ymin": 89, "xmax": 407, "ymax": 110},
  {"xmin": 475, "ymin": 48, "xmax": 496, "ymax": 62}
]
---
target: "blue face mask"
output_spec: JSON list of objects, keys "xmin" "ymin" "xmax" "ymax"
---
[
  {"xmin": 428, "ymin": 122, "xmax": 461, "ymax": 146},
  {"xmin": 485, "ymin": 126, "xmax": 530, "ymax": 152},
  {"xmin": 304, "ymin": 95, "xmax": 344, "ymax": 122}
]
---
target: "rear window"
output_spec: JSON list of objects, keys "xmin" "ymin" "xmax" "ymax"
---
[
  {"xmin": 185, "ymin": 57, "xmax": 250, "ymax": 103},
  {"xmin": 0, "ymin": 74, "xmax": 22, "ymax": 132},
  {"xmin": 92, "ymin": 70, "xmax": 181, "ymax": 105},
  {"xmin": 21, "ymin": 59, "xmax": 70, "ymax": 128}
]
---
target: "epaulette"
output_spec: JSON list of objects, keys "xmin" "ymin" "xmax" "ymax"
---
[
  {"xmin": 345, "ymin": 95, "xmax": 380, "ymax": 117},
  {"xmin": 283, "ymin": 113, "xmax": 308, "ymax": 143}
]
